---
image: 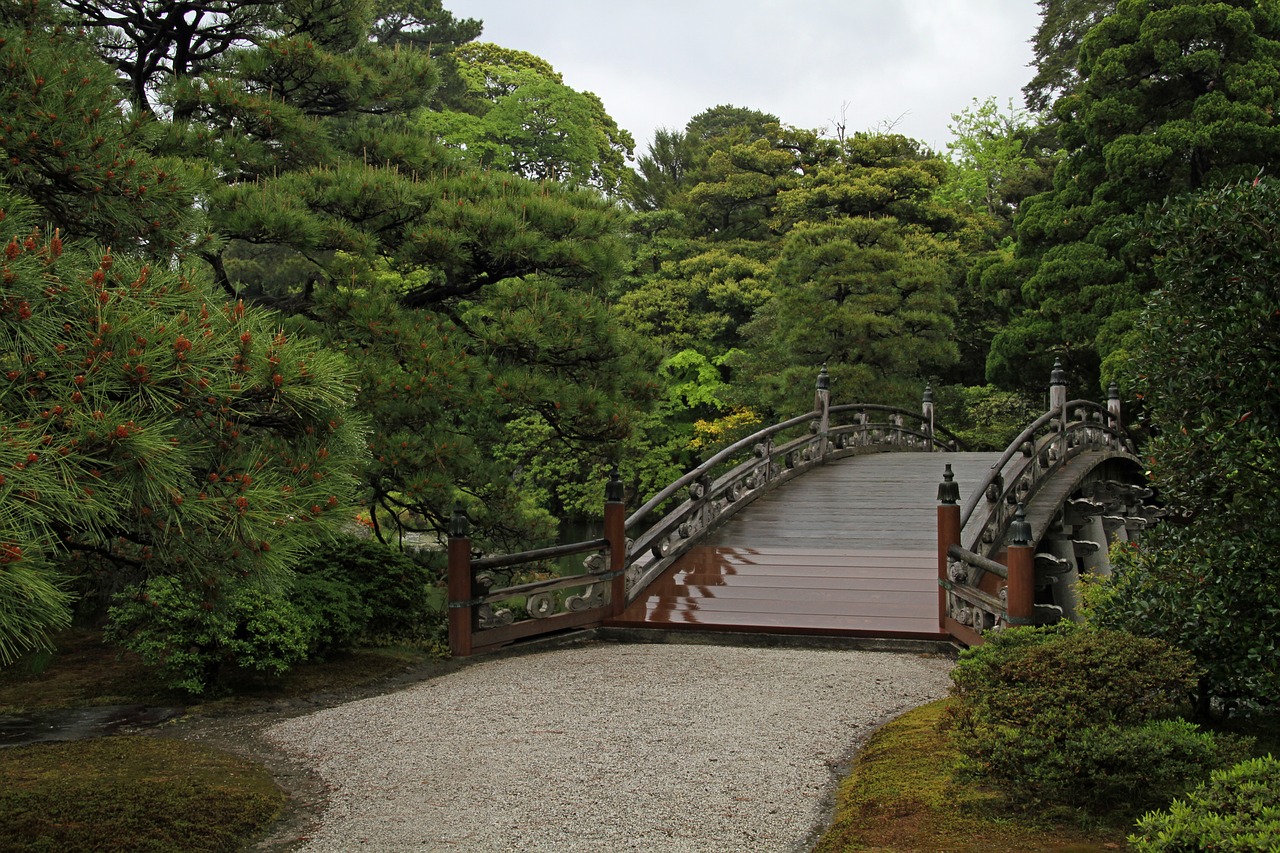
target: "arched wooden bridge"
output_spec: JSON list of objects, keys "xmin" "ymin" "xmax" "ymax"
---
[{"xmin": 446, "ymin": 365, "xmax": 1153, "ymax": 655}]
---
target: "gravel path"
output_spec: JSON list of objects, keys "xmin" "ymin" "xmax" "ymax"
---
[{"xmin": 266, "ymin": 641, "xmax": 953, "ymax": 853}]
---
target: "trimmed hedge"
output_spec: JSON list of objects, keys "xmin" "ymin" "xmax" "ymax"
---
[{"xmin": 946, "ymin": 624, "xmax": 1249, "ymax": 817}]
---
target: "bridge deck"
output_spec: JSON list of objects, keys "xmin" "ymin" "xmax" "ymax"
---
[{"xmin": 611, "ymin": 452, "xmax": 1001, "ymax": 638}]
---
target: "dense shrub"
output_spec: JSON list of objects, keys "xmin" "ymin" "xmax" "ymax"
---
[
  {"xmin": 1103, "ymin": 178, "xmax": 1280, "ymax": 715},
  {"xmin": 105, "ymin": 577, "xmax": 313, "ymax": 696},
  {"xmin": 292, "ymin": 537, "xmax": 446, "ymax": 646},
  {"xmin": 947, "ymin": 624, "xmax": 1247, "ymax": 817},
  {"xmin": 104, "ymin": 537, "xmax": 448, "ymax": 694},
  {"xmin": 289, "ymin": 568, "xmax": 373, "ymax": 655},
  {"xmin": 1131, "ymin": 756, "xmax": 1280, "ymax": 852}
]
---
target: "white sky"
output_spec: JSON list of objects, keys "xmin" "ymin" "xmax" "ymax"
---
[{"xmin": 447, "ymin": 1, "xmax": 1043, "ymax": 158}]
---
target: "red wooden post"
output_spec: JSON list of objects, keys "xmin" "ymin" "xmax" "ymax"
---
[
  {"xmin": 937, "ymin": 464, "xmax": 961, "ymax": 632},
  {"xmin": 605, "ymin": 469, "xmax": 627, "ymax": 618},
  {"xmin": 1006, "ymin": 503, "xmax": 1035, "ymax": 626},
  {"xmin": 447, "ymin": 505, "xmax": 473, "ymax": 657}
]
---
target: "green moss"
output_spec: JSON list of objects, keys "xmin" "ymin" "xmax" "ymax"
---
[
  {"xmin": 813, "ymin": 699, "xmax": 1129, "ymax": 852},
  {"xmin": 0, "ymin": 736, "xmax": 284, "ymax": 852}
]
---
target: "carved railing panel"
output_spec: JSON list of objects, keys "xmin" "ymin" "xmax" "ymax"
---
[{"xmin": 960, "ymin": 400, "xmax": 1139, "ymax": 559}]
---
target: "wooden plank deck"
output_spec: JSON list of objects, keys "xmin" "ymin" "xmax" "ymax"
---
[{"xmin": 611, "ymin": 452, "xmax": 1002, "ymax": 638}]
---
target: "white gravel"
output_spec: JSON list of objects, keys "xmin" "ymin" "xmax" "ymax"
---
[{"xmin": 266, "ymin": 641, "xmax": 953, "ymax": 853}]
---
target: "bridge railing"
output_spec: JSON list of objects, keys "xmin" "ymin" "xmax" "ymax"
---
[
  {"xmin": 622, "ymin": 372, "xmax": 965, "ymax": 601},
  {"xmin": 938, "ymin": 360, "xmax": 1141, "ymax": 645},
  {"xmin": 447, "ymin": 478, "xmax": 627, "ymax": 657},
  {"xmin": 446, "ymin": 366, "xmax": 961, "ymax": 656},
  {"xmin": 961, "ymin": 364, "xmax": 1137, "ymax": 560}
]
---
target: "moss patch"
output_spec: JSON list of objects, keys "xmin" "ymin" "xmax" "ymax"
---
[
  {"xmin": 0, "ymin": 736, "xmax": 284, "ymax": 852},
  {"xmin": 812, "ymin": 699, "xmax": 1129, "ymax": 852}
]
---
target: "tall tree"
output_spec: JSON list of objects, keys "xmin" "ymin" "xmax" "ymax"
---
[
  {"xmin": 938, "ymin": 97, "xmax": 1056, "ymax": 231},
  {"xmin": 0, "ymin": 3, "xmax": 366, "ymax": 661},
  {"xmin": 1023, "ymin": 0, "xmax": 1120, "ymax": 112},
  {"xmin": 61, "ymin": 0, "xmax": 646, "ymax": 546},
  {"xmin": 990, "ymin": 0, "xmax": 1280, "ymax": 391},
  {"xmin": 1095, "ymin": 178, "xmax": 1280, "ymax": 713},
  {"xmin": 420, "ymin": 43, "xmax": 635, "ymax": 195}
]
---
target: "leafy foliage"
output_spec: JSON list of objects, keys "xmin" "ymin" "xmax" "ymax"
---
[
  {"xmin": 106, "ymin": 576, "xmax": 314, "ymax": 696},
  {"xmin": 105, "ymin": 535, "xmax": 446, "ymax": 695},
  {"xmin": 0, "ymin": 2, "xmax": 202, "ymax": 252},
  {"xmin": 0, "ymin": 194, "xmax": 366, "ymax": 662},
  {"xmin": 1131, "ymin": 755, "xmax": 1280, "ymax": 852},
  {"xmin": 422, "ymin": 42, "xmax": 635, "ymax": 194},
  {"xmin": 1092, "ymin": 177, "xmax": 1280, "ymax": 714},
  {"xmin": 1023, "ymin": 0, "xmax": 1119, "ymax": 112},
  {"xmin": 291, "ymin": 536, "xmax": 446, "ymax": 646},
  {"xmin": 932, "ymin": 384, "xmax": 1042, "ymax": 451},
  {"xmin": 946, "ymin": 624, "xmax": 1246, "ymax": 816}
]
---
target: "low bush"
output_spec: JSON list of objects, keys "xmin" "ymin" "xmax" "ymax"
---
[
  {"xmin": 1131, "ymin": 755, "xmax": 1280, "ymax": 852},
  {"xmin": 105, "ymin": 576, "xmax": 313, "ymax": 696},
  {"xmin": 104, "ymin": 538, "xmax": 448, "ymax": 695},
  {"xmin": 946, "ymin": 624, "xmax": 1247, "ymax": 818},
  {"xmin": 292, "ymin": 537, "xmax": 446, "ymax": 646}
]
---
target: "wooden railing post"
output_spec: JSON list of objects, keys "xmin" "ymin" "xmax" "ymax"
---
[
  {"xmin": 1107, "ymin": 381, "xmax": 1122, "ymax": 450},
  {"xmin": 447, "ymin": 505, "xmax": 474, "ymax": 657},
  {"xmin": 922, "ymin": 385, "xmax": 935, "ymax": 448},
  {"xmin": 937, "ymin": 464, "xmax": 962, "ymax": 632},
  {"xmin": 605, "ymin": 469, "xmax": 626, "ymax": 617},
  {"xmin": 1006, "ymin": 503, "xmax": 1035, "ymax": 627},
  {"xmin": 1050, "ymin": 359, "xmax": 1068, "ymax": 435},
  {"xmin": 815, "ymin": 364, "xmax": 830, "ymax": 455}
]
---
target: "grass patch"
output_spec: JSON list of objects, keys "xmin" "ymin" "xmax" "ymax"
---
[
  {"xmin": 0, "ymin": 630, "xmax": 445, "ymax": 851},
  {"xmin": 0, "ymin": 735, "xmax": 284, "ymax": 853},
  {"xmin": 812, "ymin": 699, "xmax": 1129, "ymax": 853}
]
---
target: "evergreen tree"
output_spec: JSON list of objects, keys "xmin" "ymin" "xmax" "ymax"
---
[
  {"xmin": 990, "ymin": 0, "xmax": 1280, "ymax": 391},
  {"xmin": 61, "ymin": 0, "xmax": 646, "ymax": 546}
]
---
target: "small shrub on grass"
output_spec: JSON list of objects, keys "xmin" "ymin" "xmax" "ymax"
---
[
  {"xmin": 105, "ymin": 576, "xmax": 313, "ymax": 696},
  {"xmin": 1131, "ymin": 755, "xmax": 1280, "ymax": 852},
  {"xmin": 946, "ymin": 624, "xmax": 1247, "ymax": 818}
]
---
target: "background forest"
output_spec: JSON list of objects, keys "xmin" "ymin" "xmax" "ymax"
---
[{"xmin": 0, "ymin": 0, "xmax": 1276, "ymax": 709}]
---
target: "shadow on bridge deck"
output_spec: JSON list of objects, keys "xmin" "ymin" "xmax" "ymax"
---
[{"xmin": 610, "ymin": 452, "xmax": 1001, "ymax": 639}]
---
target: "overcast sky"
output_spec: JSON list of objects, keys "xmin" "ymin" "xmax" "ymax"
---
[{"xmin": 448, "ymin": 1, "xmax": 1043, "ymax": 158}]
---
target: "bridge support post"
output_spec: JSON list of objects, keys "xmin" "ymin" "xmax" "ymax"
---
[
  {"xmin": 447, "ymin": 506, "xmax": 474, "ymax": 658},
  {"xmin": 605, "ymin": 470, "xmax": 627, "ymax": 617},
  {"xmin": 1107, "ymin": 382, "xmax": 1123, "ymax": 450},
  {"xmin": 1006, "ymin": 504, "xmax": 1035, "ymax": 626},
  {"xmin": 937, "ymin": 464, "xmax": 961, "ymax": 632}
]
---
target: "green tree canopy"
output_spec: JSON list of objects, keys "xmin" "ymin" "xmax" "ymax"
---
[
  {"xmin": 421, "ymin": 43, "xmax": 635, "ymax": 195},
  {"xmin": 990, "ymin": 0, "xmax": 1280, "ymax": 391}
]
